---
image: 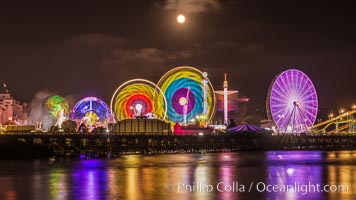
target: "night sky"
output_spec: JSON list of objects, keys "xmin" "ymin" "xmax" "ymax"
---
[{"xmin": 1, "ymin": 1, "xmax": 355, "ymax": 115}]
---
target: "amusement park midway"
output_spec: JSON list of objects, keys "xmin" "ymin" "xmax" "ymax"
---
[
  {"xmin": 1, "ymin": 65, "xmax": 356, "ymax": 200},
  {"xmin": 1, "ymin": 2, "xmax": 356, "ymax": 200},
  {"xmin": 0, "ymin": 65, "xmax": 356, "ymax": 158}
]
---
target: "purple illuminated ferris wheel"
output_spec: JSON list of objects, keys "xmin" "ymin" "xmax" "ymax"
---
[{"xmin": 267, "ymin": 69, "xmax": 318, "ymax": 133}]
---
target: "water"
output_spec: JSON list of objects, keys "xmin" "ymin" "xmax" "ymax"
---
[{"xmin": 0, "ymin": 151, "xmax": 355, "ymax": 200}]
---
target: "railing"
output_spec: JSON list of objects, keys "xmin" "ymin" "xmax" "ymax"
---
[
  {"xmin": 312, "ymin": 110, "xmax": 356, "ymax": 132},
  {"xmin": 1, "ymin": 131, "xmax": 225, "ymax": 136},
  {"xmin": 2, "ymin": 131, "xmax": 356, "ymax": 137}
]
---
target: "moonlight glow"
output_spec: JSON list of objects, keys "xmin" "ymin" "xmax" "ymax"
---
[{"xmin": 177, "ymin": 14, "xmax": 186, "ymax": 24}]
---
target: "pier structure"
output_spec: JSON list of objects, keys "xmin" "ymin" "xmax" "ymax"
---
[{"xmin": 1, "ymin": 132, "xmax": 356, "ymax": 158}]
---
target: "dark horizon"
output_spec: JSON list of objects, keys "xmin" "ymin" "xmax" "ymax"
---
[{"xmin": 1, "ymin": 1, "xmax": 355, "ymax": 113}]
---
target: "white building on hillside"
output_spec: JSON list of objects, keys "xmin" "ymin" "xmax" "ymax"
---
[{"xmin": 0, "ymin": 84, "xmax": 28, "ymax": 125}]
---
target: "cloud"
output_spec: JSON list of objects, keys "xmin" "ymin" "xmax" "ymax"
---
[
  {"xmin": 63, "ymin": 33, "xmax": 197, "ymax": 80},
  {"xmin": 210, "ymin": 41, "xmax": 238, "ymax": 48},
  {"xmin": 163, "ymin": 0, "xmax": 221, "ymax": 14},
  {"xmin": 102, "ymin": 48, "xmax": 166, "ymax": 71},
  {"xmin": 167, "ymin": 50, "xmax": 193, "ymax": 60},
  {"xmin": 240, "ymin": 43, "xmax": 265, "ymax": 54},
  {"xmin": 101, "ymin": 48, "xmax": 195, "ymax": 73},
  {"xmin": 67, "ymin": 33, "xmax": 126, "ymax": 47}
]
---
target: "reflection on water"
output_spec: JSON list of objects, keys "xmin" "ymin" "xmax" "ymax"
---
[
  {"xmin": 326, "ymin": 152, "xmax": 356, "ymax": 200},
  {"xmin": 266, "ymin": 151, "xmax": 324, "ymax": 200},
  {"xmin": 0, "ymin": 151, "xmax": 355, "ymax": 200}
]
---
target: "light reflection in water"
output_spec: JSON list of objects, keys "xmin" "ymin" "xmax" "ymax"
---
[
  {"xmin": 0, "ymin": 151, "xmax": 355, "ymax": 199},
  {"xmin": 70, "ymin": 159, "xmax": 108, "ymax": 199},
  {"xmin": 0, "ymin": 177, "xmax": 16, "ymax": 200},
  {"xmin": 266, "ymin": 151, "xmax": 324, "ymax": 199},
  {"xmin": 49, "ymin": 169, "xmax": 68, "ymax": 200},
  {"xmin": 108, "ymin": 168, "xmax": 119, "ymax": 199},
  {"xmin": 193, "ymin": 165, "xmax": 210, "ymax": 199},
  {"xmin": 126, "ymin": 168, "xmax": 140, "ymax": 200},
  {"xmin": 217, "ymin": 153, "xmax": 237, "ymax": 200},
  {"xmin": 219, "ymin": 163, "xmax": 236, "ymax": 199},
  {"xmin": 327, "ymin": 151, "xmax": 356, "ymax": 200}
]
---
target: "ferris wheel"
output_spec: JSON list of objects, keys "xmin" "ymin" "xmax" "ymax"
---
[{"xmin": 266, "ymin": 69, "xmax": 318, "ymax": 133}]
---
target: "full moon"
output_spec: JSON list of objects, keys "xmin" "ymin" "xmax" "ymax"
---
[{"xmin": 177, "ymin": 14, "xmax": 186, "ymax": 24}]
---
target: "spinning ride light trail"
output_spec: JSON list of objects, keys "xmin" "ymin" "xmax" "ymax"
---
[
  {"xmin": 71, "ymin": 97, "xmax": 111, "ymax": 130},
  {"xmin": 157, "ymin": 66, "xmax": 215, "ymax": 124},
  {"xmin": 45, "ymin": 95, "xmax": 69, "ymax": 128},
  {"xmin": 202, "ymin": 72, "xmax": 209, "ymax": 126},
  {"xmin": 110, "ymin": 79, "xmax": 167, "ymax": 121}
]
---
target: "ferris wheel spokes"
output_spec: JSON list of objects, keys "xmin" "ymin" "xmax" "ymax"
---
[{"xmin": 267, "ymin": 69, "xmax": 318, "ymax": 134}]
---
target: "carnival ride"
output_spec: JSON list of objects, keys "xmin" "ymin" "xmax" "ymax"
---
[
  {"xmin": 3, "ymin": 63, "xmax": 354, "ymax": 136},
  {"xmin": 214, "ymin": 73, "xmax": 249, "ymax": 126},
  {"xmin": 311, "ymin": 110, "xmax": 356, "ymax": 134},
  {"xmin": 157, "ymin": 66, "xmax": 215, "ymax": 124},
  {"xmin": 71, "ymin": 97, "xmax": 110, "ymax": 131},
  {"xmin": 45, "ymin": 95, "xmax": 69, "ymax": 128},
  {"xmin": 266, "ymin": 69, "xmax": 318, "ymax": 133},
  {"xmin": 110, "ymin": 79, "xmax": 167, "ymax": 122}
]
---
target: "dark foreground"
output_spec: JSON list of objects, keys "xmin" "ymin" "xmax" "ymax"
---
[{"xmin": 1, "ymin": 132, "xmax": 356, "ymax": 158}]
